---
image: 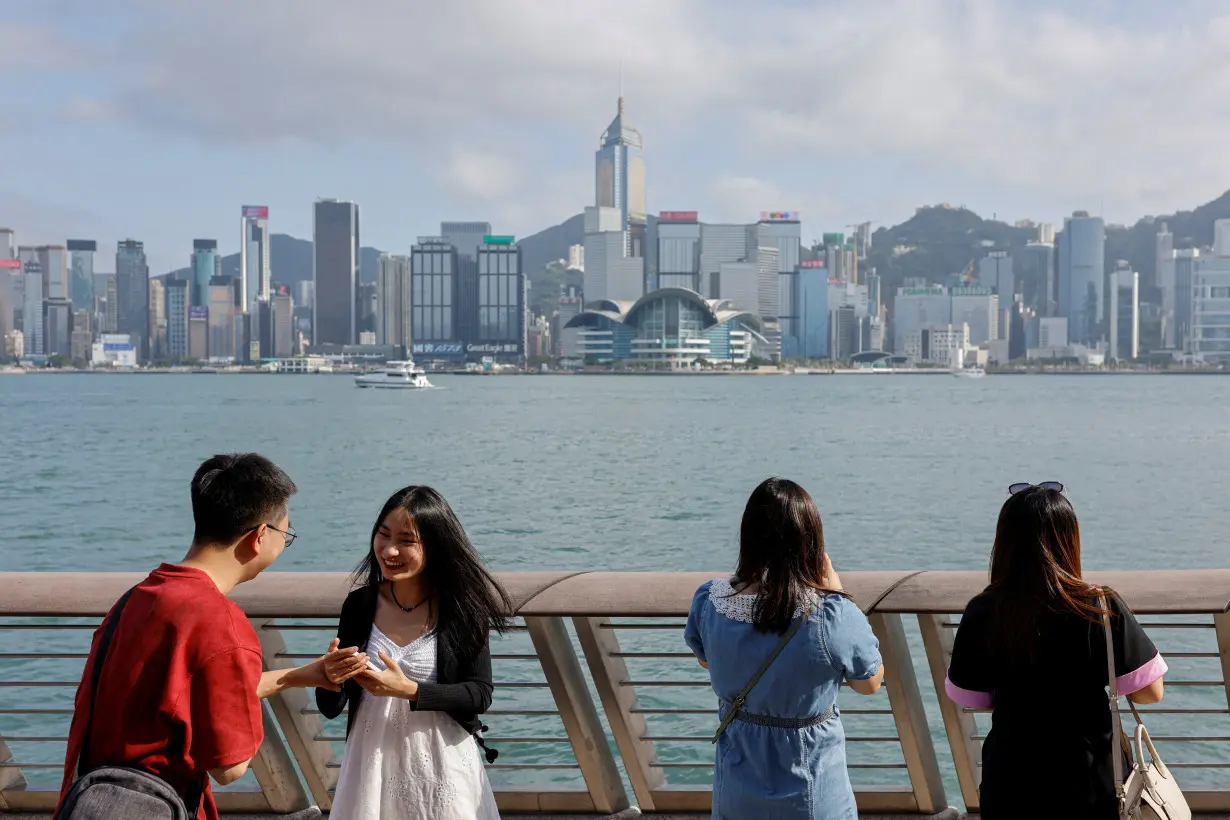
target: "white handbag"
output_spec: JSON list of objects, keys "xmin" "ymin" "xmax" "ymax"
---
[{"xmin": 1101, "ymin": 595, "xmax": 1190, "ymax": 820}]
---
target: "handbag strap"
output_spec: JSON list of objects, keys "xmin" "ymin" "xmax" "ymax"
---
[
  {"xmin": 1100, "ymin": 592, "xmax": 1129, "ymax": 804},
  {"xmin": 79, "ymin": 586, "xmax": 203, "ymax": 819},
  {"xmin": 711, "ymin": 599, "xmax": 813, "ymax": 743}
]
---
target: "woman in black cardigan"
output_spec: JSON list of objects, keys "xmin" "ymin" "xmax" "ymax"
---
[{"xmin": 316, "ymin": 485, "xmax": 513, "ymax": 820}]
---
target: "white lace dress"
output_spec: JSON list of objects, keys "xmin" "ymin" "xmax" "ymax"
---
[{"xmin": 328, "ymin": 624, "xmax": 500, "ymax": 820}]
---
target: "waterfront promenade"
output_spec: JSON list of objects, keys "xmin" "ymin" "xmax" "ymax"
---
[{"xmin": 3, "ymin": 569, "xmax": 1230, "ymax": 818}]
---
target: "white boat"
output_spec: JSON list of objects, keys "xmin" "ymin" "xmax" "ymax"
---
[
  {"xmin": 951, "ymin": 349, "xmax": 986, "ymax": 378},
  {"xmin": 354, "ymin": 361, "xmax": 434, "ymax": 389}
]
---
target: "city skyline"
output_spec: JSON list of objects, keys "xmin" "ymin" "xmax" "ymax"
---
[{"xmin": 6, "ymin": 1, "xmax": 1230, "ymax": 273}]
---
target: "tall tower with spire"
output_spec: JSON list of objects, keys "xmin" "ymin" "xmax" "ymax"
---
[{"xmin": 595, "ymin": 92, "xmax": 646, "ymax": 257}]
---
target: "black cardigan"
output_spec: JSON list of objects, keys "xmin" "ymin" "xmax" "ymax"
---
[{"xmin": 314, "ymin": 586, "xmax": 498, "ymax": 762}]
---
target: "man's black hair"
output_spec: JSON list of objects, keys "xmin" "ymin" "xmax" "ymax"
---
[{"xmin": 191, "ymin": 453, "xmax": 297, "ymax": 546}]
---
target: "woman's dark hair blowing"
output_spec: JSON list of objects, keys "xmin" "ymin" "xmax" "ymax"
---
[
  {"xmin": 732, "ymin": 477, "xmax": 846, "ymax": 635},
  {"xmin": 986, "ymin": 487, "xmax": 1108, "ymax": 659},
  {"xmin": 352, "ymin": 486, "xmax": 514, "ymax": 660}
]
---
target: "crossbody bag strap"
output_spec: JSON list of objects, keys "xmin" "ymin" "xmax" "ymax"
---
[
  {"xmin": 711, "ymin": 600, "xmax": 813, "ymax": 743},
  {"xmin": 78, "ymin": 586, "xmax": 139, "ymax": 776},
  {"xmin": 1100, "ymin": 592, "xmax": 1128, "ymax": 805}
]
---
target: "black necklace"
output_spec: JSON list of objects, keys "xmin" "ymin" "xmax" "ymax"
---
[{"xmin": 389, "ymin": 584, "xmax": 429, "ymax": 613}]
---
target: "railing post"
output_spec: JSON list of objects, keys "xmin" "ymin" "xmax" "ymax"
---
[
  {"xmin": 248, "ymin": 702, "xmax": 312, "ymax": 813},
  {"xmin": 573, "ymin": 616, "xmax": 667, "ymax": 811},
  {"xmin": 525, "ymin": 615, "xmax": 630, "ymax": 814},
  {"xmin": 252, "ymin": 619, "xmax": 339, "ymax": 811},
  {"xmin": 918, "ymin": 614, "xmax": 982, "ymax": 812},
  {"xmin": 867, "ymin": 612, "xmax": 947, "ymax": 813},
  {"xmin": 1213, "ymin": 613, "xmax": 1230, "ymax": 721},
  {"xmin": 0, "ymin": 736, "xmax": 26, "ymax": 810}
]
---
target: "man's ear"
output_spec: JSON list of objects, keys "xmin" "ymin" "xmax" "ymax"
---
[{"xmin": 235, "ymin": 524, "xmax": 264, "ymax": 563}]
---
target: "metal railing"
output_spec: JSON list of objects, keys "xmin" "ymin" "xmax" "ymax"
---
[{"xmin": 1, "ymin": 569, "xmax": 1229, "ymax": 816}]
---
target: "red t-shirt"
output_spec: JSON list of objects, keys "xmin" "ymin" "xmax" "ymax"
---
[{"xmin": 56, "ymin": 563, "xmax": 264, "ymax": 820}]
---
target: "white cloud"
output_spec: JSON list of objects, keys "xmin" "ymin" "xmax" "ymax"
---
[
  {"xmin": 11, "ymin": 0, "xmax": 1230, "ymax": 227},
  {"xmin": 440, "ymin": 150, "xmax": 523, "ymax": 200}
]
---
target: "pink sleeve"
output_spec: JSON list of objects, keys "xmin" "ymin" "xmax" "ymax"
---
[
  {"xmin": 1115, "ymin": 652, "xmax": 1167, "ymax": 695},
  {"xmin": 945, "ymin": 670, "xmax": 994, "ymax": 709}
]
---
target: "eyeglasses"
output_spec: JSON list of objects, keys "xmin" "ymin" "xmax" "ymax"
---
[
  {"xmin": 246, "ymin": 522, "xmax": 297, "ymax": 547},
  {"xmin": 1008, "ymin": 481, "xmax": 1064, "ymax": 495}
]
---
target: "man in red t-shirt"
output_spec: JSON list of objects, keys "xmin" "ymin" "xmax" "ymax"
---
[{"xmin": 55, "ymin": 452, "xmax": 358, "ymax": 820}]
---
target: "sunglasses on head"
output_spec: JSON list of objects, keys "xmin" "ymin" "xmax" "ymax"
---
[{"xmin": 1008, "ymin": 481, "xmax": 1064, "ymax": 495}]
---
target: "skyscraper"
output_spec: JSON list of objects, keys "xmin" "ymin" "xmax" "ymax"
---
[
  {"xmin": 759, "ymin": 213, "xmax": 802, "ymax": 340},
  {"xmin": 1108, "ymin": 264, "xmax": 1139, "ymax": 361},
  {"xmin": 583, "ymin": 206, "xmax": 643, "ymax": 302},
  {"xmin": 1156, "ymin": 223, "xmax": 1176, "ymax": 347},
  {"xmin": 192, "ymin": 239, "xmax": 220, "ymax": 308},
  {"xmin": 240, "ymin": 206, "xmax": 270, "ymax": 309},
  {"xmin": 22, "ymin": 261, "xmax": 44, "ymax": 356},
  {"xmin": 376, "ymin": 253, "xmax": 413, "ymax": 350},
  {"xmin": 411, "ymin": 237, "xmax": 458, "ymax": 352},
  {"xmin": 43, "ymin": 298, "xmax": 72, "ymax": 357},
  {"xmin": 148, "ymin": 277, "xmax": 166, "ymax": 360},
  {"xmin": 207, "ymin": 276, "xmax": 239, "ymax": 361},
  {"xmin": 1018, "ymin": 241, "xmax": 1056, "ymax": 317},
  {"xmin": 1057, "ymin": 212, "xmax": 1106, "ymax": 345},
  {"xmin": 0, "ymin": 228, "xmax": 14, "ymax": 260},
  {"xmin": 655, "ymin": 212, "xmax": 701, "ymax": 290},
  {"xmin": 978, "ymin": 251, "xmax": 1014, "ymax": 340},
  {"xmin": 38, "ymin": 245, "xmax": 69, "ymax": 301},
  {"xmin": 595, "ymin": 95, "xmax": 647, "ymax": 257},
  {"xmin": 272, "ymin": 289, "xmax": 294, "ymax": 358},
  {"xmin": 116, "ymin": 239, "xmax": 150, "ymax": 361},
  {"xmin": 165, "ymin": 277, "xmax": 190, "ymax": 361},
  {"xmin": 67, "ymin": 240, "xmax": 96, "ymax": 312},
  {"xmin": 312, "ymin": 199, "xmax": 360, "ymax": 346},
  {"xmin": 475, "ymin": 237, "xmax": 525, "ymax": 358}
]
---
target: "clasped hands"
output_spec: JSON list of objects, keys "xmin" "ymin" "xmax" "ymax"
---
[{"xmin": 321, "ymin": 638, "xmax": 419, "ymax": 700}]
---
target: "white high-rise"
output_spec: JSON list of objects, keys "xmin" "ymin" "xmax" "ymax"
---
[
  {"xmin": 1156, "ymin": 223, "xmax": 1176, "ymax": 347},
  {"xmin": 582, "ymin": 206, "xmax": 642, "ymax": 303},
  {"xmin": 376, "ymin": 253, "xmax": 413, "ymax": 349},
  {"xmin": 240, "ymin": 205, "xmax": 271, "ymax": 309}
]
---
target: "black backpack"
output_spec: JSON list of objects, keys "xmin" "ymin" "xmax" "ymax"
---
[{"xmin": 58, "ymin": 587, "xmax": 204, "ymax": 820}]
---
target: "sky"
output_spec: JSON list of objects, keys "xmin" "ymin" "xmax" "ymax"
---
[{"xmin": 3, "ymin": 0, "xmax": 1230, "ymax": 273}]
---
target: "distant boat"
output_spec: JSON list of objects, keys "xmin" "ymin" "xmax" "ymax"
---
[
  {"xmin": 354, "ymin": 361, "xmax": 434, "ymax": 389},
  {"xmin": 951, "ymin": 349, "xmax": 986, "ymax": 378}
]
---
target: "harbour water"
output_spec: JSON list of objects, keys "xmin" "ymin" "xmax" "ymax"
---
[{"xmin": 2, "ymin": 373, "xmax": 1230, "ymax": 803}]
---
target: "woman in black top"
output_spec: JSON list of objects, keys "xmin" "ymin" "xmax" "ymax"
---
[
  {"xmin": 945, "ymin": 483, "xmax": 1167, "ymax": 820},
  {"xmin": 315, "ymin": 485, "xmax": 513, "ymax": 819}
]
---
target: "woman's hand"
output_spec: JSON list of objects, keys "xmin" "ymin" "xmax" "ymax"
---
[
  {"xmin": 355, "ymin": 649, "xmax": 420, "ymax": 700},
  {"xmin": 820, "ymin": 553, "xmax": 843, "ymax": 592},
  {"xmin": 323, "ymin": 638, "xmax": 369, "ymax": 687}
]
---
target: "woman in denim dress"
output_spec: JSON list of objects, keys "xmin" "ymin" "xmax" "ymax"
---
[{"xmin": 684, "ymin": 477, "xmax": 884, "ymax": 820}]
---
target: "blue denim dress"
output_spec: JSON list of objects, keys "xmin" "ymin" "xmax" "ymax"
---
[{"xmin": 684, "ymin": 579, "xmax": 882, "ymax": 820}]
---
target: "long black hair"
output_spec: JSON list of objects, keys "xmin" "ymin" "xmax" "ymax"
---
[
  {"xmin": 732, "ymin": 477, "xmax": 848, "ymax": 634},
  {"xmin": 986, "ymin": 486, "xmax": 1108, "ymax": 660},
  {"xmin": 352, "ymin": 486, "xmax": 514, "ymax": 660}
]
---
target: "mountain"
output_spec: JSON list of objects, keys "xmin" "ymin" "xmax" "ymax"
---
[
  {"xmin": 164, "ymin": 187, "xmax": 1230, "ymax": 313},
  {"xmin": 165, "ymin": 234, "xmax": 383, "ymax": 285},
  {"xmin": 866, "ymin": 188, "xmax": 1230, "ymax": 303}
]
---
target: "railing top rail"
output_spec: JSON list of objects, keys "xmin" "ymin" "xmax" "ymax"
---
[{"xmin": 1, "ymin": 569, "xmax": 1229, "ymax": 616}]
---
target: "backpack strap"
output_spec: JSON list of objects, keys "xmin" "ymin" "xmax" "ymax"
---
[
  {"xmin": 79, "ymin": 586, "xmax": 138, "ymax": 775},
  {"xmin": 77, "ymin": 587, "xmax": 207, "ymax": 820}
]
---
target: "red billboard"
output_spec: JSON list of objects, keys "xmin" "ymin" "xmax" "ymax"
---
[
  {"xmin": 242, "ymin": 205, "xmax": 269, "ymax": 219},
  {"xmin": 658, "ymin": 210, "xmax": 699, "ymax": 222},
  {"xmin": 798, "ymin": 259, "xmax": 826, "ymax": 268},
  {"xmin": 0, "ymin": 259, "xmax": 21, "ymax": 269}
]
